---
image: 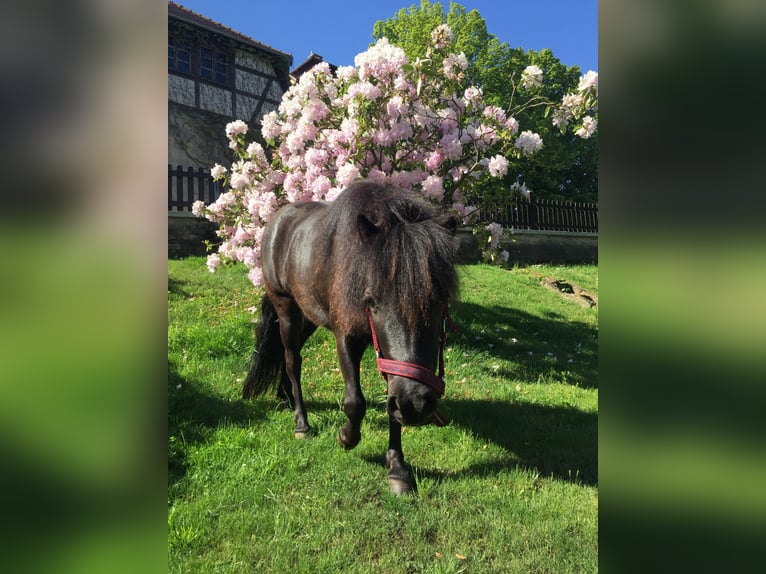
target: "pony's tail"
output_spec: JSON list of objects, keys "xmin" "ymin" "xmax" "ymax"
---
[{"xmin": 242, "ymin": 294, "xmax": 284, "ymax": 399}]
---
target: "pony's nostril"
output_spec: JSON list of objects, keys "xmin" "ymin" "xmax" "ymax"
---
[{"xmin": 387, "ymin": 395, "xmax": 400, "ymax": 415}]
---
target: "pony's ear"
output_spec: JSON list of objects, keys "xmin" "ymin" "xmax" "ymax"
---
[
  {"xmin": 357, "ymin": 214, "xmax": 380, "ymax": 241},
  {"xmin": 434, "ymin": 214, "xmax": 458, "ymax": 235}
]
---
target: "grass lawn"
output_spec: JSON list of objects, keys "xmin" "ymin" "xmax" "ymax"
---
[{"xmin": 169, "ymin": 258, "xmax": 598, "ymax": 573}]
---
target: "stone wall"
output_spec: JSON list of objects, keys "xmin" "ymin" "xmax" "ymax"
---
[
  {"xmin": 169, "ymin": 219, "xmax": 597, "ymax": 265},
  {"xmin": 168, "ymin": 214, "xmax": 219, "ymax": 258},
  {"xmin": 456, "ymin": 229, "xmax": 597, "ymax": 265}
]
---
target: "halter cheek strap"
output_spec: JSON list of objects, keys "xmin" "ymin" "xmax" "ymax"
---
[{"xmin": 365, "ymin": 306, "xmax": 457, "ymax": 398}]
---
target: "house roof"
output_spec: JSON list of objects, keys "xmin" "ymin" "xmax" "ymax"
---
[
  {"xmin": 168, "ymin": 1, "xmax": 292, "ymax": 63},
  {"xmin": 290, "ymin": 53, "xmax": 338, "ymax": 81}
]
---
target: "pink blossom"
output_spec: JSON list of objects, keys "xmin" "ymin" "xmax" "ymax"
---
[
  {"xmin": 336, "ymin": 66, "xmax": 357, "ymax": 81},
  {"xmin": 421, "ymin": 175, "xmax": 444, "ymax": 200},
  {"xmin": 225, "ymin": 120, "xmax": 248, "ymax": 139},
  {"xmin": 443, "ymin": 53, "xmax": 468, "ymax": 80},
  {"xmin": 347, "ymin": 81, "xmax": 381, "ymax": 101},
  {"xmin": 285, "ymin": 130, "xmax": 307, "ymax": 155},
  {"xmin": 521, "ymin": 65, "xmax": 543, "ymax": 89},
  {"xmin": 504, "ymin": 116, "xmax": 519, "ymax": 135},
  {"xmin": 463, "ymin": 86, "xmax": 482, "ymax": 106},
  {"xmin": 210, "ymin": 164, "xmax": 227, "ymax": 180},
  {"xmin": 441, "ymin": 136, "xmax": 463, "ymax": 161},
  {"xmin": 305, "ymin": 147, "xmax": 329, "ymax": 168},
  {"xmin": 488, "ymin": 155, "xmax": 508, "ymax": 177},
  {"xmin": 192, "ymin": 200, "xmax": 206, "ymax": 217},
  {"xmin": 324, "ymin": 186, "xmax": 343, "ymax": 202},
  {"xmin": 575, "ymin": 116, "xmax": 597, "ymax": 139},
  {"xmin": 578, "ymin": 70, "xmax": 598, "ymax": 94},
  {"xmin": 283, "ymin": 172, "xmax": 303, "ymax": 198},
  {"xmin": 246, "ymin": 142, "xmax": 267, "ymax": 165},
  {"xmin": 483, "ymin": 106, "xmax": 507, "ymax": 124},
  {"xmin": 279, "ymin": 97, "xmax": 302, "ymax": 118},
  {"xmin": 240, "ymin": 247, "xmax": 259, "ymax": 268},
  {"xmin": 311, "ymin": 175, "xmax": 332, "ymax": 200},
  {"xmin": 485, "ymin": 222, "xmax": 503, "ymax": 249},
  {"xmin": 390, "ymin": 121, "xmax": 413, "ymax": 142},
  {"xmin": 336, "ymin": 163, "xmax": 361, "ymax": 186},
  {"xmin": 247, "ymin": 266, "xmax": 264, "ymax": 286},
  {"xmin": 449, "ymin": 165, "xmax": 467, "ymax": 182},
  {"xmin": 425, "ymin": 150, "xmax": 444, "ymax": 171},
  {"xmin": 229, "ymin": 172, "xmax": 248, "ymax": 191},
  {"xmin": 200, "ymin": 23, "xmax": 597, "ymax": 287},
  {"xmin": 515, "ymin": 131, "xmax": 543, "ymax": 155},
  {"xmin": 373, "ymin": 129, "xmax": 395, "ymax": 147},
  {"xmin": 304, "ymin": 99, "xmax": 330, "ymax": 122},
  {"xmin": 206, "ymin": 253, "xmax": 221, "ymax": 272},
  {"xmin": 386, "ymin": 95, "xmax": 409, "ymax": 119},
  {"xmin": 340, "ymin": 117, "xmax": 359, "ymax": 142},
  {"xmin": 430, "ymin": 24, "xmax": 454, "ymax": 50},
  {"xmin": 367, "ymin": 169, "xmax": 387, "ymax": 184},
  {"xmin": 452, "ymin": 201, "xmax": 477, "ymax": 223},
  {"xmin": 260, "ymin": 111, "xmax": 281, "ymax": 139},
  {"xmin": 355, "ymin": 38, "xmax": 407, "ymax": 81}
]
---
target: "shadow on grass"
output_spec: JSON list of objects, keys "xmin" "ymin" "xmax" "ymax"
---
[
  {"xmin": 168, "ymin": 364, "xmax": 267, "ymax": 489},
  {"xmin": 450, "ymin": 398, "xmax": 596, "ymax": 485},
  {"xmin": 167, "ymin": 276, "xmax": 191, "ymax": 298},
  {"xmin": 360, "ymin": 399, "xmax": 597, "ymax": 487},
  {"xmin": 451, "ymin": 301, "xmax": 598, "ymax": 389}
]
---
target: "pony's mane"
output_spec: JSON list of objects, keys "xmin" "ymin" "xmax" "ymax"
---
[{"xmin": 327, "ymin": 181, "xmax": 459, "ymax": 333}]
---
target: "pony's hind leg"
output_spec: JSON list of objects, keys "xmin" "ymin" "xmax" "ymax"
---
[{"xmin": 271, "ymin": 295, "xmax": 316, "ymax": 439}]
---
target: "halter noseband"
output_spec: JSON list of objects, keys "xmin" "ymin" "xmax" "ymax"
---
[{"xmin": 365, "ymin": 306, "xmax": 457, "ymax": 398}]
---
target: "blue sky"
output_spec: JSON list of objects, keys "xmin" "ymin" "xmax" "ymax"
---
[{"xmin": 173, "ymin": 1, "xmax": 598, "ymax": 73}]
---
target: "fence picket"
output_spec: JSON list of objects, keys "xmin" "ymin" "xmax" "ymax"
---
[
  {"xmin": 168, "ymin": 165, "xmax": 221, "ymax": 212},
  {"xmin": 478, "ymin": 196, "xmax": 597, "ymax": 233},
  {"xmin": 167, "ymin": 165, "xmax": 598, "ymax": 231}
]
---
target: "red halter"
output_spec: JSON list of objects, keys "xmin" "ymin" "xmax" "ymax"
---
[{"xmin": 365, "ymin": 306, "xmax": 458, "ymax": 398}]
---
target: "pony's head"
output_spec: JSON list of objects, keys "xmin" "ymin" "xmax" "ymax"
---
[
  {"xmin": 364, "ymin": 293, "xmax": 449, "ymax": 426},
  {"xmin": 332, "ymin": 181, "xmax": 459, "ymax": 426}
]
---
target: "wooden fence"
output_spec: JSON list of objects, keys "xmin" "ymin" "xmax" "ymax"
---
[
  {"xmin": 478, "ymin": 197, "xmax": 598, "ymax": 233},
  {"xmin": 168, "ymin": 165, "xmax": 222, "ymax": 212},
  {"xmin": 168, "ymin": 165, "xmax": 597, "ymax": 233}
]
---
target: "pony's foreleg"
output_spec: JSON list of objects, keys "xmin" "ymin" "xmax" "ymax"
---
[
  {"xmin": 273, "ymin": 296, "xmax": 315, "ymax": 439},
  {"xmin": 386, "ymin": 419, "xmax": 415, "ymax": 495},
  {"xmin": 336, "ymin": 335, "xmax": 367, "ymax": 450}
]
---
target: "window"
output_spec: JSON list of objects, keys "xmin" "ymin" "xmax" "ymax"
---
[
  {"xmin": 200, "ymin": 46, "xmax": 228, "ymax": 85},
  {"xmin": 169, "ymin": 40, "xmax": 191, "ymax": 74},
  {"xmin": 214, "ymin": 51, "xmax": 227, "ymax": 84}
]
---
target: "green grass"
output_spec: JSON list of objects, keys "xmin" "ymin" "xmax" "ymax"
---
[{"xmin": 169, "ymin": 258, "xmax": 598, "ymax": 573}]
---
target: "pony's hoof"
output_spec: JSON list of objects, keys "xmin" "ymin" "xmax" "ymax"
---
[
  {"xmin": 294, "ymin": 428, "xmax": 310, "ymax": 439},
  {"xmin": 337, "ymin": 427, "xmax": 361, "ymax": 450},
  {"xmin": 388, "ymin": 477, "xmax": 415, "ymax": 496}
]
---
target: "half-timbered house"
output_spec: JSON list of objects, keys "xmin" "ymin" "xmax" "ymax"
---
[
  {"xmin": 168, "ymin": 1, "xmax": 292, "ymax": 253},
  {"xmin": 168, "ymin": 1, "xmax": 291, "ymax": 168}
]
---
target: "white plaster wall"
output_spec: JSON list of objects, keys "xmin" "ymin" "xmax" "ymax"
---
[
  {"xmin": 235, "ymin": 94, "xmax": 258, "ymax": 122},
  {"xmin": 199, "ymin": 84, "xmax": 231, "ymax": 116},
  {"xmin": 236, "ymin": 69, "xmax": 271, "ymax": 96},
  {"xmin": 168, "ymin": 75, "xmax": 195, "ymax": 107},
  {"xmin": 235, "ymin": 50, "xmax": 275, "ymax": 75}
]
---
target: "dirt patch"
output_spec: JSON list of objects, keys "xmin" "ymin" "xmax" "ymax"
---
[{"xmin": 542, "ymin": 277, "xmax": 598, "ymax": 308}]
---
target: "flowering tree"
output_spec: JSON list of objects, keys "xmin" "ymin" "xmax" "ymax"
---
[{"xmin": 194, "ymin": 25, "xmax": 597, "ymax": 285}]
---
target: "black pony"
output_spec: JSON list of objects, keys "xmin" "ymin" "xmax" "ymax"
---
[{"xmin": 243, "ymin": 180, "xmax": 459, "ymax": 494}]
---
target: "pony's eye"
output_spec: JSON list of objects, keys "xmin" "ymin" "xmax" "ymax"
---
[{"xmin": 362, "ymin": 291, "xmax": 377, "ymax": 308}]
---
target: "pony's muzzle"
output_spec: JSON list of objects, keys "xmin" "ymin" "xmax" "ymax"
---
[{"xmin": 386, "ymin": 379, "xmax": 438, "ymax": 426}]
